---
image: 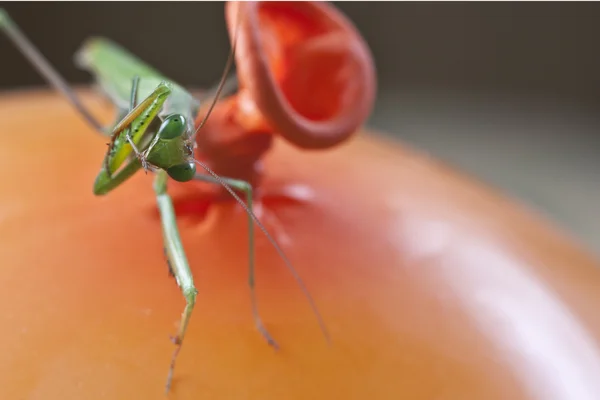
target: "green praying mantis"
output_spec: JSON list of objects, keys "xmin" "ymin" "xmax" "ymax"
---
[{"xmin": 0, "ymin": 7, "xmax": 329, "ymax": 393}]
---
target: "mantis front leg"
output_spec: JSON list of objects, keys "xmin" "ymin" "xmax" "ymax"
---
[{"xmin": 154, "ymin": 170, "xmax": 197, "ymax": 393}]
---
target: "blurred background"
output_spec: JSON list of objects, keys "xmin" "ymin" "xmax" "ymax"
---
[{"xmin": 1, "ymin": 2, "xmax": 599, "ymax": 255}]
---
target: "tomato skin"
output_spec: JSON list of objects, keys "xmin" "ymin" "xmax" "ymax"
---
[{"xmin": 1, "ymin": 90, "xmax": 600, "ymax": 400}]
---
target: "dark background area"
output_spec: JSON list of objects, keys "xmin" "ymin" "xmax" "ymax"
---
[
  {"xmin": 1, "ymin": 2, "xmax": 599, "ymax": 254},
  {"xmin": 2, "ymin": 2, "xmax": 600, "ymax": 101}
]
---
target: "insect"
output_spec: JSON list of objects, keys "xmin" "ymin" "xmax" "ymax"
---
[{"xmin": 0, "ymin": 5, "xmax": 329, "ymax": 393}]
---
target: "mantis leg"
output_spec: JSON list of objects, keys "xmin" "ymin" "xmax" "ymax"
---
[
  {"xmin": 102, "ymin": 82, "xmax": 171, "ymax": 177},
  {"xmin": 94, "ymin": 78, "xmax": 170, "ymax": 195},
  {"xmin": 154, "ymin": 170, "xmax": 197, "ymax": 393},
  {"xmin": 193, "ymin": 172, "xmax": 279, "ymax": 349},
  {"xmin": 122, "ymin": 76, "xmax": 150, "ymax": 170},
  {"xmin": 0, "ymin": 9, "xmax": 105, "ymax": 133}
]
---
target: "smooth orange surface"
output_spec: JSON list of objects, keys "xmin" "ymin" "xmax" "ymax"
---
[{"xmin": 2, "ymin": 91, "xmax": 600, "ymax": 399}]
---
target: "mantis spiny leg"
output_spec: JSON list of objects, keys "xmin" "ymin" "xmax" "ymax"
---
[
  {"xmin": 154, "ymin": 170, "xmax": 197, "ymax": 393},
  {"xmin": 92, "ymin": 82, "xmax": 170, "ymax": 195},
  {"xmin": 122, "ymin": 76, "xmax": 150, "ymax": 170},
  {"xmin": 103, "ymin": 82, "xmax": 171, "ymax": 175}
]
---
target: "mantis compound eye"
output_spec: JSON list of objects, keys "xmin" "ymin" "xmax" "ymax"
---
[
  {"xmin": 158, "ymin": 114, "xmax": 187, "ymax": 140},
  {"xmin": 166, "ymin": 161, "xmax": 196, "ymax": 182}
]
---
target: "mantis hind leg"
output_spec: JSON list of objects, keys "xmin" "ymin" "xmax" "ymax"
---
[
  {"xmin": 154, "ymin": 170, "xmax": 198, "ymax": 393},
  {"xmin": 193, "ymin": 172, "xmax": 279, "ymax": 349},
  {"xmin": 0, "ymin": 9, "xmax": 106, "ymax": 133}
]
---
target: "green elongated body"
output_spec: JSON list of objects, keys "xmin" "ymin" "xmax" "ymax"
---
[
  {"xmin": 75, "ymin": 38, "xmax": 201, "ymax": 195},
  {"xmin": 76, "ymin": 37, "xmax": 199, "ymax": 132},
  {"xmin": 0, "ymin": 8, "xmax": 329, "ymax": 394}
]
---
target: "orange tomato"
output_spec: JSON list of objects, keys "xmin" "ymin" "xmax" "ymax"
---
[
  {"xmin": 1, "ymin": 90, "xmax": 600, "ymax": 400},
  {"xmin": 2, "ymin": 2, "xmax": 600, "ymax": 399}
]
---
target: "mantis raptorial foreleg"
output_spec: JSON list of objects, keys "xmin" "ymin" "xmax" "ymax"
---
[
  {"xmin": 124, "ymin": 77, "xmax": 144, "ymax": 159},
  {"xmin": 153, "ymin": 170, "xmax": 197, "ymax": 394},
  {"xmin": 117, "ymin": 75, "xmax": 153, "ymax": 172},
  {"xmin": 0, "ymin": 10, "xmax": 105, "ymax": 133},
  {"xmin": 102, "ymin": 82, "xmax": 171, "ymax": 175}
]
